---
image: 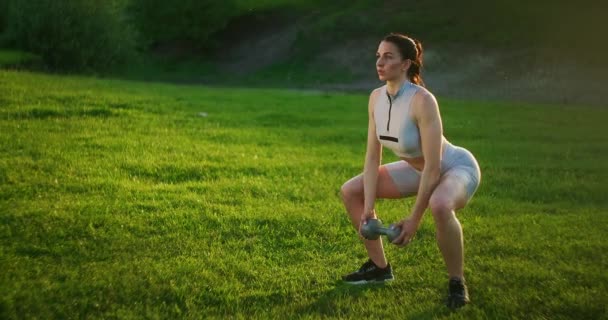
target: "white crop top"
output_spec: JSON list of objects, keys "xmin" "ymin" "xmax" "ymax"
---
[{"xmin": 373, "ymin": 82, "xmax": 425, "ymax": 158}]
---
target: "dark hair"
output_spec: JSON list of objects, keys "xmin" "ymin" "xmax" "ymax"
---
[{"xmin": 383, "ymin": 33, "xmax": 425, "ymax": 87}]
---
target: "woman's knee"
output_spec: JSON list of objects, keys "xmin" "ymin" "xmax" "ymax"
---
[
  {"xmin": 429, "ymin": 195, "xmax": 455, "ymax": 223},
  {"xmin": 340, "ymin": 176, "xmax": 363, "ymax": 203}
]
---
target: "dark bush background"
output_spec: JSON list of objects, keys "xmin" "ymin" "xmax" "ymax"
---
[
  {"xmin": 128, "ymin": 0, "xmax": 238, "ymax": 51},
  {"xmin": 0, "ymin": 0, "xmax": 605, "ymax": 72},
  {"xmin": 1, "ymin": 0, "xmax": 136, "ymax": 70}
]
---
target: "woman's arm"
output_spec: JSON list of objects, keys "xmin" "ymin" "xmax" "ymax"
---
[
  {"xmin": 362, "ymin": 89, "xmax": 382, "ymax": 222},
  {"xmin": 392, "ymin": 90, "xmax": 443, "ymax": 245},
  {"xmin": 409, "ymin": 91, "xmax": 443, "ymax": 222}
]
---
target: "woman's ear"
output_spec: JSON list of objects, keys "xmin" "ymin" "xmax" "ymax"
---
[{"xmin": 402, "ymin": 59, "xmax": 412, "ymax": 72}]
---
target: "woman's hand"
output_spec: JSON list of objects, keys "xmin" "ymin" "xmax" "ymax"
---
[
  {"xmin": 358, "ymin": 207, "xmax": 377, "ymax": 237},
  {"xmin": 391, "ymin": 216, "xmax": 421, "ymax": 247}
]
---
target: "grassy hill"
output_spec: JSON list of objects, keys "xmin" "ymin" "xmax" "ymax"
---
[
  {"xmin": 106, "ymin": 0, "xmax": 608, "ymax": 106},
  {"xmin": 229, "ymin": 0, "xmax": 607, "ymax": 59},
  {"xmin": 1, "ymin": 70, "xmax": 607, "ymax": 318},
  {"xmin": 2, "ymin": 0, "xmax": 606, "ymax": 107}
]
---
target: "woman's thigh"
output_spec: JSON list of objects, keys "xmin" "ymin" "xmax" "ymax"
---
[
  {"xmin": 344, "ymin": 161, "xmax": 421, "ymax": 199},
  {"xmin": 431, "ymin": 167, "xmax": 479, "ymax": 211}
]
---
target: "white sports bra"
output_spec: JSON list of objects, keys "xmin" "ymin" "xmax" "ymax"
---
[{"xmin": 373, "ymin": 82, "xmax": 425, "ymax": 158}]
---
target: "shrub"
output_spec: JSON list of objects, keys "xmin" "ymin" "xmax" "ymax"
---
[
  {"xmin": 0, "ymin": 0, "xmax": 7, "ymax": 34},
  {"xmin": 128, "ymin": 0, "xmax": 238, "ymax": 50},
  {"xmin": 3, "ymin": 0, "xmax": 137, "ymax": 71}
]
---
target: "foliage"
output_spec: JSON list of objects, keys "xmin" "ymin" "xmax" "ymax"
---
[
  {"xmin": 2, "ymin": 0, "xmax": 136, "ymax": 71},
  {"xmin": 0, "ymin": 0, "xmax": 7, "ymax": 34},
  {"xmin": 128, "ymin": 0, "xmax": 238, "ymax": 50},
  {"xmin": 1, "ymin": 0, "xmax": 606, "ymax": 71},
  {"xmin": 0, "ymin": 49, "xmax": 41, "ymax": 68}
]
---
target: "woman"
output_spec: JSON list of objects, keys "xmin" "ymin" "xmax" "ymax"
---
[{"xmin": 340, "ymin": 33, "xmax": 481, "ymax": 309}]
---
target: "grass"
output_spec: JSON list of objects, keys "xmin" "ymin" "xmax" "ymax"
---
[
  {"xmin": 0, "ymin": 70, "xmax": 607, "ymax": 319},
  {"xmin": 109, "ymin": 55, "xmax": 354, "ymax": 89},
  {"xmin": 0, "ymin": 50, "xmax": 41, "ymax": 68}
]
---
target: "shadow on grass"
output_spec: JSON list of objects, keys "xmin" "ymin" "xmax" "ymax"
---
[
  {"xmin": 296, "ymin": 279, "xmax": 455, "ymax": 318},
  {"xmin": 296, "ymin": 280, "xmax": 389, "ymax": 316}
]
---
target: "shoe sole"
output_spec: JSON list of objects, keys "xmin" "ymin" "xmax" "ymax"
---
[{"xmin": 344, "ymin": 277, "xmax": 394, "ymax": 285}]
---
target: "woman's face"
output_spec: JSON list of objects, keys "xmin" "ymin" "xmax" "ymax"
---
[{"xmin": 376, "ymin": 41, "xmax": 410, "ymax": 82}]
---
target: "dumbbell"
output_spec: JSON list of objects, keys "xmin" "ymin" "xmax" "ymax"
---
[{"xmin": 360, "ymin": 218, "xmax": 401, "ymax": 243}]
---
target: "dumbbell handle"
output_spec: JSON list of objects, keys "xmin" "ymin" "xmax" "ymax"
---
[
  {"xmin": 376, "ymin": 225, "xmax": 401, "ymax": 243},
  {"xmin": 360, "ymin": 219, "xmax": 402, "ymax": 243}
]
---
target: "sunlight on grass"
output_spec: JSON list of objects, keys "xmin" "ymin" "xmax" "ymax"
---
[{"xmin": 0, "ymin": 70, "xmax": 607, "ymax": 318}]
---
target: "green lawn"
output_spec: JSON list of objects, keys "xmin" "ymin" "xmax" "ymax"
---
[
  {"xmin": 0, "ymin": 50, "xmax": 41, "ymax": 68},
  {"xmin": 1, "ymin": 70, "xmax": 607, "ymax": 319}
]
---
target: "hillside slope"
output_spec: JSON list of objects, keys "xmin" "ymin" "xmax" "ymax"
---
[{"xmin": 207, "ymin": 1, "xmax": 608, "ymax": 106}]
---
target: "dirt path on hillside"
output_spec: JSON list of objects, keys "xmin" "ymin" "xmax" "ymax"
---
[
  {"xmin": 318, "ymin": 45, "xmax": 608, "ymax": 106},
  {"xmin": 215, "ymin": 14, "xmax": 607, "ymax": 107}
]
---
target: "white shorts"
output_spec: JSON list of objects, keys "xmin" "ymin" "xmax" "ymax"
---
[{"xmin": 384, "ymin": 143, "xmax": 481, "ymax": 200}]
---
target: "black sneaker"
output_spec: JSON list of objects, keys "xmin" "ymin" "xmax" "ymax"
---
[
  {"xmin": 342, "ymin": 259, "xmax": 394, "ymax": 284},
  {"xmin": 446, "ymin": 277, "xmax": 470, "ymax": 309}
]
